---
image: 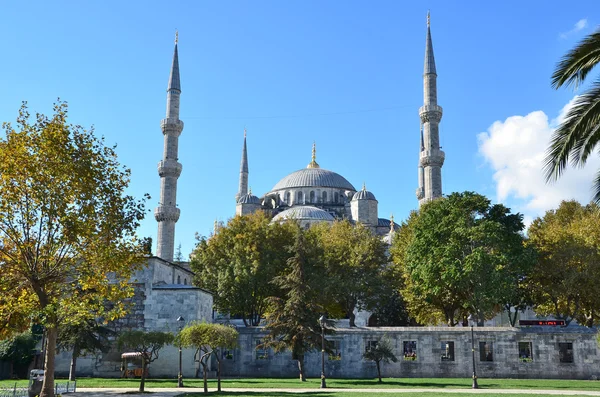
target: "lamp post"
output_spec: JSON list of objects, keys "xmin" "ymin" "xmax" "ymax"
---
[
  {"xmin": 318, "ymin": 314, "xmax": 327, "ymax": 389},
  {"xmin": 467, "ymin": 315, "xmax": 479, "ymax": 389},
  {"xmin": 177, "ymin": 316, "xmax": 185, "ymax": 388}
]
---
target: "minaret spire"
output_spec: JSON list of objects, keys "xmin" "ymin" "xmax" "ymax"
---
[
  {"xmin": 235, "ymin": 129, "xmax": 249, "ymax": 202},
  {"xmin": 155, "ymin": 34, "xmax": 184, "ymax": 262},
  {"xmin": 417, "ymin": 12, "xmax": 445, "ymax": 206}
]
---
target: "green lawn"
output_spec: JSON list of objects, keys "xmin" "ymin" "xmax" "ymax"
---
[
  {"xmin": 1, "ymin": 377, "xmax": 600, "ymax": 391},
  {"xmin": 178, "ymin": 394, "xmax": 597, "ymax": 397}
]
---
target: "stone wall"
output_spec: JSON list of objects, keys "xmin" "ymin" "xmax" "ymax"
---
[{"xmin": 219, "ymin": 326, "xmax": 600, "ymax": 380}]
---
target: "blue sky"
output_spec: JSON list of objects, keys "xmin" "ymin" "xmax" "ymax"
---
[{"xmin": 1, "ymin": 1, "xmax": 599, "ymax": 258}]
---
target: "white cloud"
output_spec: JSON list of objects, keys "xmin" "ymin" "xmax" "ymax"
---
[
  {"xmin": 477, "ymin": 97, "xmax": 600, "ymax": 222},
  {"xmin": 560, "ymin": 18, "xmax": 588, "ymax": 39}
]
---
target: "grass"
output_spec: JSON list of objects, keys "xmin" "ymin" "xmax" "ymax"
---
[
  {"xmin": 2, "ymin": 377, "xmax": 600, "ymax": 391},
  {"xmin": 177, "ymin": 394, "xmax": 598, "ymax": 397}
]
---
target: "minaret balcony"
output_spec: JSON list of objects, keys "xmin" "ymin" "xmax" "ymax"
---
[
  {"xmin": 416, "ymin": 187, "xmax": 425, "ymax": 200},
  {"xmin": 419, "ymin": 105, "xmax": 443, "ymax": 123},
  {"xmin": 157, "ymin": 159, "xmax": 182, "ymax": 177},
  {"xmin": 154, "ymin": 206, "xmax": 181, "ymax": 222},
  {"xmin": 161, "ymin": 118, "xmax": 184, "ymax": 136},
  {"xmin": 419, "ymin": 149, "xmax": 445, "ymax": 167}
]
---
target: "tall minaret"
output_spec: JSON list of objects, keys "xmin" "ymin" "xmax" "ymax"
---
[
  {"xmin": 235, "ymin": 129, "xmax": 249, "ymax": 202},
  {"xmin": 417, "ymin": 11, "xmax": 445, "ymax": 206},
  {"xmin": 155, "ymin": 32, "xmax": 184, "ymax": 262}
]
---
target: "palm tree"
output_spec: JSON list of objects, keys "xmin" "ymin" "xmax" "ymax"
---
[{"xmin": 547, "ymin": 28, "xmax": 600, "ymax": 203}]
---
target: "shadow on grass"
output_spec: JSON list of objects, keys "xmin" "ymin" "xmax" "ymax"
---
[
  {"xmin": 179, "ymin": 393, "xmax": 338, "ymax": 397},
  {"xmin": 329, "ymin": 379, "xmax": 470, "ymax": 388}
]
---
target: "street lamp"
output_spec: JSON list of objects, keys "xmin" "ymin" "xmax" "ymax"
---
[
  {"xmin": 318, "ymin": 314, "xmax": 327, "ymax": 389},
  {"xmin": 177, "ymin": 316, "xmax": 185, "ymax": 388},
  {"xmin": 467, "ymin": 315, "xmax": 479, "ymax": 389}
]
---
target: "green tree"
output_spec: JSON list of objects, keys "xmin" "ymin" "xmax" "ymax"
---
[
  {"xmin": 117, "ymin": 330, "xmax": 173, "ymax": 392},
  {"xmin": 191, "ymin": 211, "xmax": 295, "ymax": 326},
  {"xmin": 527, "ymin": 200, "xmax": 600, "ymax": 326},
  {"xmin": 0, "ymin": 102, "xmax": 147, "ymax": 397},
  {"xmin": 0, "ymin": 331, "xmax": 39, "ymax": 378},
  {"xmin": 178, "ymin": 322, "xmax": 238, "ymax": 393},
  {"xmin": 391, "ymin": 192, "xmax": 534, "ymax": 326},
  {"xmin": 313, "ymin": 221, "xmax": 388, "ymax": 327},
  {"xmin": 547, "ymin": 28, "xmax": 600, "ymax": 203},
  {"xmin": 262, "ymin": 226, "xmax": 329, "ymax": 382},
  {"xmin": 57, "ymin": 319, "xmax": 115, "ymax": 381},
  {"xmin": 362, "ymin": 338, "xmax": 398, "ymax": 383}
]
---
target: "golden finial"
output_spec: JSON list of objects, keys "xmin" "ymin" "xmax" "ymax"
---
[
  {"xmin": 427, "ymin": 10, "xmax": 430, "ymax": 28},
  {"xmin": 362, "ymin": 182, "xmax": 366, "ymax": 191},
  {"xmin": 249, "ymin": 186, "xmax": 252, "ymax": 195},
  {"xmin": 175, "ymin": 30, "xmax": 179, "ymax": 44},
  {"xmin": 390, "ymin": 214, "xmax": 395, "ymax": 232},
  {"xmin": 307, "ymin": 141, "xmax": 320, "ymax": 168}
]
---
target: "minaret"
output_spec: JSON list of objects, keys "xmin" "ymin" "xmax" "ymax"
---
[
  {"xmin": 417, "ymin": 11, "xmax": 445, "ymax": 206},
  {"xmin": 155, "ymin": 32, "xmax": 184, "ymax": 262},
  {"xmin": 235, "ymin": 129, "xmax": 249, "ymax": 202}
]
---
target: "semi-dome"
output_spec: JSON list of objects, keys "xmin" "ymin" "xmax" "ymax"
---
[
  {"xmin": 237, "ymin": 192, "xmax": 260, "ymax": 204},
  {"xmin": 272, "ymin": 205, "xmax": 335, "ymax": 222},
  {"xmin": 271, "ymin": 168, "xmax": 356, "ymax": 191},
  {"xmin": 352, "ymin": 184, "xmax": 377, "ymax": 201}
]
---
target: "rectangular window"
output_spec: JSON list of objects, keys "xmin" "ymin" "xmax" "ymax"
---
[
  {"xmin": 479, "ymin": 341, "xmax": 493, "ymax": 362},
  {"xmin": 329, "ymin": 340, "xmax": 341, "ymax": 361},
  {"xmin": 255, "ymin": 340, "xmax": 269, "ymax": 360},
  {"xmin": 559, "ymin": 342, "xmax": 574, "ymax": 363},
  {"xmin": 365, "ymin": 340, "xmax": 378, "ymax": 353},
  {"xmin": 403, "ymin": 341, "xmax": 417, "ymax": 360},
  {"xmin": 440, "ymin": 341, "xmax": 454, "ymax": 361},
  {"xmin": 518, "ymin": 341, "xmax": 533, "ymax": 362}
]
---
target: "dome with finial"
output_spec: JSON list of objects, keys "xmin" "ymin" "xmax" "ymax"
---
[
  {"xmin": 272, "ymin": 206, "xmax": 335, "ymax": 223},
  {"xmin": 237, "ymin": 188, "xmax": 260, "ymax": 204},
  {"xmin": 352, "ymin": 183, "xmax": 377, "ymax": 201},
  {"xmin": 269, "ymin": 143, "xmax": 356, "ymax": 192}
]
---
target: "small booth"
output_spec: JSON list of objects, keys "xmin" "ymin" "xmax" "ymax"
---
[{"xmin": 120, "ymin": 352, "xmax": 149, "ymax": 378}]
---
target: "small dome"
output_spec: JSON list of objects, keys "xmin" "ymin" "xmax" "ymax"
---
[
  {"xmin": 352, "ymin": 184, "xmax": 376, "ymax": 201},
  {"xmin": 237, "ymin": 193, "xmax": 260, "ymax": 204},
  {"xmin": 272, "ymin": 206, "xmax": 335, "ymax": 222}
]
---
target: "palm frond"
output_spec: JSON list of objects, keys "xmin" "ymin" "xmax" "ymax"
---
[
  {"xmin": 551, "ymin": 28, "xmax": 600, "ymax": 89},
  {"xmin": 593, "ymin": 167, "xmax": 600, "ymax": 204},
  {"xmin": 544, "ymin": 79, "xmax": 600, "ymax": 181}
]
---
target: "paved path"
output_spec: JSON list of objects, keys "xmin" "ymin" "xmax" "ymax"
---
[{"xmin": 72, "ymin": 387, "xmax": 600, "ymax": 396}]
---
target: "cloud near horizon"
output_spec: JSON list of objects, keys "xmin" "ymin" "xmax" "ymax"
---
[
  {"xmin": 477, "ymin": 97, "xmax": 600, "ymax": 224},
  {"xmin": 560, "ymin": 18, "xmax": 588, "ymax": 39}
]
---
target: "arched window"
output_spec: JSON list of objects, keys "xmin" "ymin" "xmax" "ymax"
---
[
  {"xmin": 177, "ymin": 275, "xmax": 181, "ymax": 284},
  {"xmin": 285, "ymin": 191, "xmax": 291, "ymax": 204},
  {"xmin": 340, "ymin": 191, "xmax": 346, "ymax": 204},
  {"xmin": 184, "ymin": 278, "xmax": 188, "ymax": 285},
  {"xmin": 322, "ymin": 191, "xmax": 327, "ymax": 203},
  {"xmin": 309, "ymin": 191, "xmax": 315, "ymax": 203},
  {"xmin": 334, "ymin": 192, "xmax": 339, "ymax": 203},
  {"xmin": 297, "ymin": 191, "xmax": 303, "ymax": 204}
]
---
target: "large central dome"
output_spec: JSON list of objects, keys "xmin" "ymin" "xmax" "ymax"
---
[{"xmin": 271, "ymin": 167, "xmax": 356, "ymax": 191}]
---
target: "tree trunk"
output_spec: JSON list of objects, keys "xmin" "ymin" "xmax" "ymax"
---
[
  {"xmin": 376, "ymin": 360, "xmax": 382, "ymax": 382},
  {"xmin": 202, "ymin": 364, "xmax": 208, "ymax": 394},
  {"xmin": 217, "ymin": 355, "xmax": 221, "ymax": 392},
  {"xmin": 139, "ymin": 356, "xmax": 146, "ymax": 392},
  {"xmin": 297, "ymin": 356, "xmax": 306, "ymax": 381},
  {"xmin": 69, "ymin": 347, "xmax": 79, "ymax": 381},
  {"xmin": 39, "ymin": 325, "xmax": 57, "ymax": 397},
  {"xmin": 348, "ymin": 309, "xmax": 356, "ymax": 327}
]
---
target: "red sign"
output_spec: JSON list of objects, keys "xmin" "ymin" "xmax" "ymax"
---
[{"xmin": 518, "ymin": 320, "xmax": 565, "ymax": 326}]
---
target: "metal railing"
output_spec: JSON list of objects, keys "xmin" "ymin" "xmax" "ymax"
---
[{"xmin": 0, "ymin": 380, "xmax": 76, "ymax": 397}]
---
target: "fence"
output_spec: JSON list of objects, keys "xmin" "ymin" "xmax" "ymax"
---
[{"xmin": 0, "ymin": 380, "xmax": 76, "ymax": 397}]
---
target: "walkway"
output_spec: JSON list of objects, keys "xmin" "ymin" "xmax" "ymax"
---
[{"xmin": 72, "ymin": 387, "xmax": 600, "ymax": 396}]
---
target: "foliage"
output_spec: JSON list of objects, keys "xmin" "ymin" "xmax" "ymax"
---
[
  {"xmin": 262, "ymin": 225, "xmax": 330, "ymax": 382},
  {"xmin": 547, "ymin": 28, "xmax": 600, "ymax": 203},
  {"xmin": 311, "ymin": 221, "xmax": 389, "ymax": 327},
  {"xmin": 190, "ymin": 211, "xmax": 296, "ymax": 326},
  {"xmin": 179, "ymin": 322, "xmax": 238, "ymax": 393},
  {"xmin": 391, "ymin": 192, "xmax": 534, "ymax": 326},
  {"xmin": 57, "ymin": 319, "xmax": 115, "ymax": 381},
  {"xmin": 527, "ymin": 200, "xmax": 600, "ymax": 326},
  {"xmin": 362, "ymin": 338, "xmax": 398, "ymax": 382},
  {"xmin": 0, "ymin": 101, "xmax": 147, "ymax": 397},
  {"xmin": 117, "ymin": 330, "xmax": 174, "ymax": 392},
  {"xmin": 0, "ymin": 331, "xmax": 39, "ymax": 378}
]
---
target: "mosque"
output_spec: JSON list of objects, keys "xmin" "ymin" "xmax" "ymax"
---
[{"xmin": 154, "ymin": 14, "xmax": 445, "ymax": 261}]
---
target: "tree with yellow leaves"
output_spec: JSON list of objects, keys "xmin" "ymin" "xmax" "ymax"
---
[{"xmin": 0, "ymin": 102, "xmax": 148, "ymax": 397}]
